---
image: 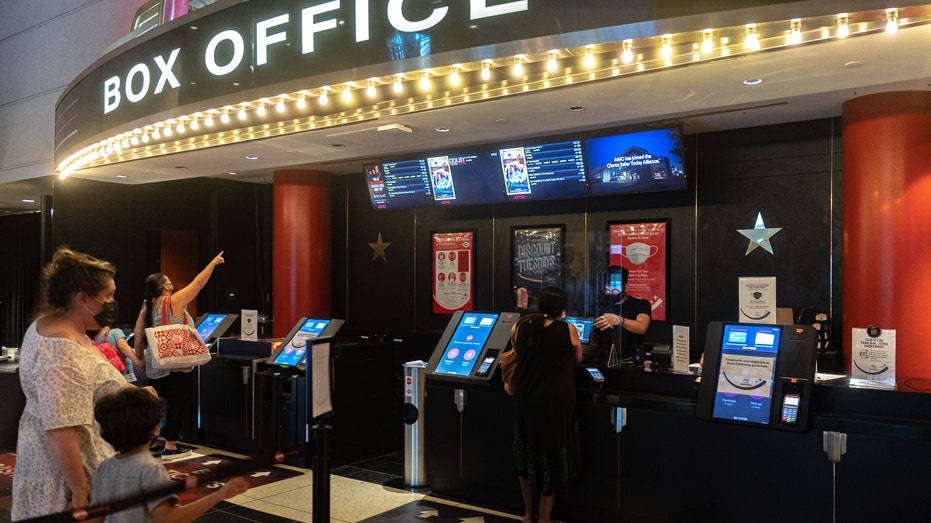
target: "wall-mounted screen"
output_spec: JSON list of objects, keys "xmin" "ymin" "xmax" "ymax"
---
[
  {"xmin": 428, "ymin": 152, "xmax": 505, "ymax": 206},
  {"xmin": 432, "ymin": 312, "xmax": 499, "ymax": 376},
  {"xmin": 711, "ymin": 323, "xmax": 782, "ymax": 426},
  {"xmin": 194, "ymin": 313, "xmax": 238, "ymax": 343},
  {"xmin": 365, "ymin": 160, "xmax": 434, "ymax": 209},
  {"xmin": 585, "ymin": 128, "xmax": 687, "ymax": 196},
  {"xmin": 502, "ymin": 140, "xmax": 587, "ymax": 201}
]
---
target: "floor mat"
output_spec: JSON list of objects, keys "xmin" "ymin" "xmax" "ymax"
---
[{"xmin": 0, "ymin": 451, "xmax": 302, "ymax": 516}]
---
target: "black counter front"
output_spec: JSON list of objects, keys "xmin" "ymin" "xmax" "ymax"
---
[{"xmin": 425, "ymin": 364, "xmax": 931, "ymax": 522}]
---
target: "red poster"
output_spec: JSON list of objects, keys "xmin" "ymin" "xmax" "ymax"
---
[
  {"xmin": 609, "ymin": 222, "xmax": 667, "ymax": 321},
  {"xmin": 433, "ymin": 232, "xmax": 474, "ymax": 314}
]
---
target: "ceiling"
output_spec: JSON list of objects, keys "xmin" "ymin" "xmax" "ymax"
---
[{"xmin": 2, "ymin": 21, "xmax": 930, "ymax": 215}]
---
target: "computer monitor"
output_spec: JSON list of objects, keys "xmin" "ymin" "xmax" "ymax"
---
[
  {"xmin": 563, "ymin": 316, "xmax": 593, "ymax": 346},
  {"xmin": 194, "ymin": 313, "xmax": 239, "ymax": 344},
  {"xmin": 267, "ymin": 317, "xmax": 345, "ymax": 366},
  {"xmin": 709, "ymin": 323, "xmax": 782, "ymax": 426}
]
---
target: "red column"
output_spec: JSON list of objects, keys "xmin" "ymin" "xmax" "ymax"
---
[
  {"xmin": 272, "ymin": 170, "xmax": 332, "ymax": 338},
  {"xmin": 842, "ymin": 91, "xmax": 931, "ymax": 376}
]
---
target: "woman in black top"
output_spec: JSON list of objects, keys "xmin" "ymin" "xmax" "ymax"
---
[{"xmin": 511, "ymin": 287, "xmax": 582, "ymax": 523}]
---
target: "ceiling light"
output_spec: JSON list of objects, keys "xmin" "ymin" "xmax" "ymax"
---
[
  {"xmin": 22, "ymin": 199, "xmax": 35, "ymax": 203},
  {"xmin": 701, "ymin": 30, "xmax": 714, "ymax": 53},
  {"xmin": 621, "ymin": 40, "xmax": 633, "ymax": 63},
  {"xmin": 787, "ymin": 19, "xmax": 802, "ymax": 45},
  {"xmin": 837, "ymin": 13, "xmax": 850, "ymax": 38},
  {"xmin": 886, "ymin": 8, "xmax": 898, "ymax": 35},
  {"xmin": 745, "ymin": 24, "xmax": 760, "ymax": 51},
  {"xmin": 245, "ymin": 155, "xmax": 259, "ymax": 160},
  {"xmin": 743, "ymin": 78, "xmax": 763, "ymax": 85},
  {"xmin": 583, "ymin": 45, "xmax": 595, "ymax": 68},
  {"xmin": 660, "ymin": 35, "xmax": 673, "ymax": 59},
  {"xmin": 547, "ymin": 51, "xmax": 557, "ymax": 71},
  {"xmin": 481, "ymin": 61, "xmax": 491, "ymax": 80},
  {"xmin": 435, "ymin": 127, "xmax": 450, "ymax": 133},
  {"xmin": 116, "ymin": 175, "xmax": 128, "ymax": 179}
]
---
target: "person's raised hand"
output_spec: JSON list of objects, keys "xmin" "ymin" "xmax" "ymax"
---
[{"xmin": 212, "ymin": 251, "xmax": 225, "ymax": 266}]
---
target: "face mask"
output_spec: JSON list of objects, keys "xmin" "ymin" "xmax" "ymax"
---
[{"xmin": 82, "ymin": 296, "xmax": 119, "ymax": 328}]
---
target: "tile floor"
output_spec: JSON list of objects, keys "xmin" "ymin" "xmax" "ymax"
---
[
  {"xmin": 178, "ymin": 445, "xmax": 523, "ymax": 522},
  {"xmin": 1, "ymin": 445, "xmax": 522, "ymax": 522}
]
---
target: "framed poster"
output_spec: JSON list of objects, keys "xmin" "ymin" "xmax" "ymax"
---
[
  {"xmin": 608, "ymin": 220, "xmax": 668, "ymax": 321},
  {"xmin": 432, "ymin": 231, "xmax": 474, "ymax": 314},
  {"xmin": 511, "ymin": 225, "xmax": 564, "ymax": 311}
]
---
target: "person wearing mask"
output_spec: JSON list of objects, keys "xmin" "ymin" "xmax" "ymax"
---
[
  {"xmin": 510, "ymin": 287, "xmax": 582, "ymax": 523},
  {"xmin": 133, "ymin": 252, "xmax": 224, "ymax": 460},
  {"xmin": 11, "ymin": 247, "xmax": 131, "ymax": 520},
  {"xmin": 593, "ymin": 265, "xmax": 652, "ymax": 361}
]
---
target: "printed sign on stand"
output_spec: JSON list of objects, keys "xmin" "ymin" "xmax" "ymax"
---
[
  {"xmin": 672, "ymin": 325, "xmax": 690, "ymax": 374},
  {"xmin": 850, "ymin": 326, "xmax": 896, "ymax": 389},
  {"xmin": 738, "ymin": 277, "xmax": 777, "ymax": 323}
]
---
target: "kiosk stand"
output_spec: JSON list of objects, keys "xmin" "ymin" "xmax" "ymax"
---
[
  {"xmin": 697, "ymin": 321, "xmax": 818, "ymax": 431},
  {"xmin": 402, "ymin": 360, "xmax": 428, "ymax": 488}
]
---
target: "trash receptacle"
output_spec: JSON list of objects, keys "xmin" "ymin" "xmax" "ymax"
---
[{"xmin": 402, "ymin": 360, "xmax": 428, "ymax": 487}]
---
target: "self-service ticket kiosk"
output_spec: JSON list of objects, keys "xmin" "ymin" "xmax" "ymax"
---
[
  {"xmin": 258, "ymin": 317, "xmax": 344, "ymax": 461},
  {"xmin": 425, "ymin": 311, "xmax": 520, "ymax": 384},
  {"xmin": 697, "ymin": 321, "xmax": 818, "ymax": 431},
  {"xmin": 195, "ymin": 312, "xmax": 239, "ymax": 348}
]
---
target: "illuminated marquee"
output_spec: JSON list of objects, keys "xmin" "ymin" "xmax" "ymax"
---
[{"xmin": 102, "ymin": 0, "xmax": 528, "ymax": 115}]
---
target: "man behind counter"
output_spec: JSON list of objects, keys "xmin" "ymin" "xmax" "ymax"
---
[{"xmin": 592, "ymin": 266, "xmax": 652, "ymax": 361}]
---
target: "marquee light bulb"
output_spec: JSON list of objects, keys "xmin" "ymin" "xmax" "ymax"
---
[
  {"xmin": 837, "ymin": 14, "xmax": 850, "ymax": 38},
  {"xmin": 367, "ymin": 79, "xmax": 377, "ymax": 97},
  {"xmin": 701, "ymin": 30, "xmax": 714, "ymax": 53},
  {"xmin": 547, "ymin": 51, "xmax": 557, "ymax": 71},
  {"xmin": 220, "ymin": 112, "xmax": 230, "ymax": 124},
  {"xmin": 450, "ymin": 66, "xmax": 461, "ymax": 85},
  {"xmin": 481, "ymin": 61, "xmax": 491, "ymax": 80},
  {"xmin": 393, "ymin": 76, "xmax": 403, "ymax": 92},
  {"xmin": 583, "ymin": 46, "xmax": 595, "ymax": 68},
  {"xmin": 886, "ymin": 8, "xmax": 898, "ymax": 35},
  {"xmin": 621, "ymin": 40, "xmax": 633, "ymax": 63},
  {"xmin": 513, "ymin": 56, "xmax": 524, "ymax": 76}
]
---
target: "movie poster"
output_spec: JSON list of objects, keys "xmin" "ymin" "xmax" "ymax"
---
[
  {"xmin": 609, "ymin": 221, "xmax": 667, "ymax": 321},
  {"xmin": 511, "ymin": 226, "xmax": 563, "ymax": 311},
  {"xmin": 433, "ymin": 232, "xmax": 473, "ymax": 314}
]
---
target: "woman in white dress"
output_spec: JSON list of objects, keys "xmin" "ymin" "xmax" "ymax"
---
[{"xmin": 11, "ymin": 247, "xmax": 129, "ymax": 520}]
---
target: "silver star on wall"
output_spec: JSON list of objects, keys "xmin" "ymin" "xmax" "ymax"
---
[
  {"xmin": 737, "ymin": 212, "xmax": 782, "ymax": 255},
  {"xmin": 369, "ymin": 232, "xmax": 391, "ymax": 262}
]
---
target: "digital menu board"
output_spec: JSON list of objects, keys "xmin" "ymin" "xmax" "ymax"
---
[
  {"xmin": 365, "ymin": 160, "xmax": 434, "ymax": 209},
  {"xmin": 428, "ymin": 153, "xmax": 505, "ymax": 206},
  {"xmin": 585, "ymin": 127, "xmax": 687, "ymax": 196},
  {"xmin": 432, "ymin": 312, "xmax": 499, "ymax": 376},
  {"xmin": 501, "ymin": 140, "xmax": 587, "ymax": 201}
]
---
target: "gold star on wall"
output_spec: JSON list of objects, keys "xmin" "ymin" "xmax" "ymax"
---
[
  {"xmin": 369, "ymin": 232, "xmax": 391, "ymax": 262},
  {"xmin": 737, "ymin": 212, "xmax": 783, "ymax": 255}
]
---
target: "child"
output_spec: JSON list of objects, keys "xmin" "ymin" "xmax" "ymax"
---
[{"xmin": 91, "ymin": 387, "xmax": 249, "ymax": 522}]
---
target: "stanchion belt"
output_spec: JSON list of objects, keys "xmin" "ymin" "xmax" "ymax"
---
[{"xmin": 18, "ymin": 446, "xmax": 307, "ymax": 523}]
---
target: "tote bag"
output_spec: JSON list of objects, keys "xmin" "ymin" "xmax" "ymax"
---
[
  {"xmin": 144, "ymin": 297, "xmax": 210, "ymax": 370},
  {"xmin": 499, "ymin": 348, "xmax": 517, "ymax": 396}
]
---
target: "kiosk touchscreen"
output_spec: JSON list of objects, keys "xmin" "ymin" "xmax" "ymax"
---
[
  {"xmin": 267, "ymin": 317, "xmax": 345, "ymax": 367},
  {"xmin": 426, "ymin": 311, "xmax": 519, "ymax": 383},
  {"xmin": 195, "ymin": 313, "xmax": 239, "ymax": 344},
  {"xmin": 697, "ymin": 321, "xmax": 817, "ymax": 431}
]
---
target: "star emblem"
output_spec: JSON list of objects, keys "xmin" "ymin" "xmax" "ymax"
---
[
  {"xmin": 737, "ymin": 212, "xmax": 782, "ymax": 255},
  {"xmin": 369, "ymin": 232, "xmax": 391, "ymax": 262}
]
